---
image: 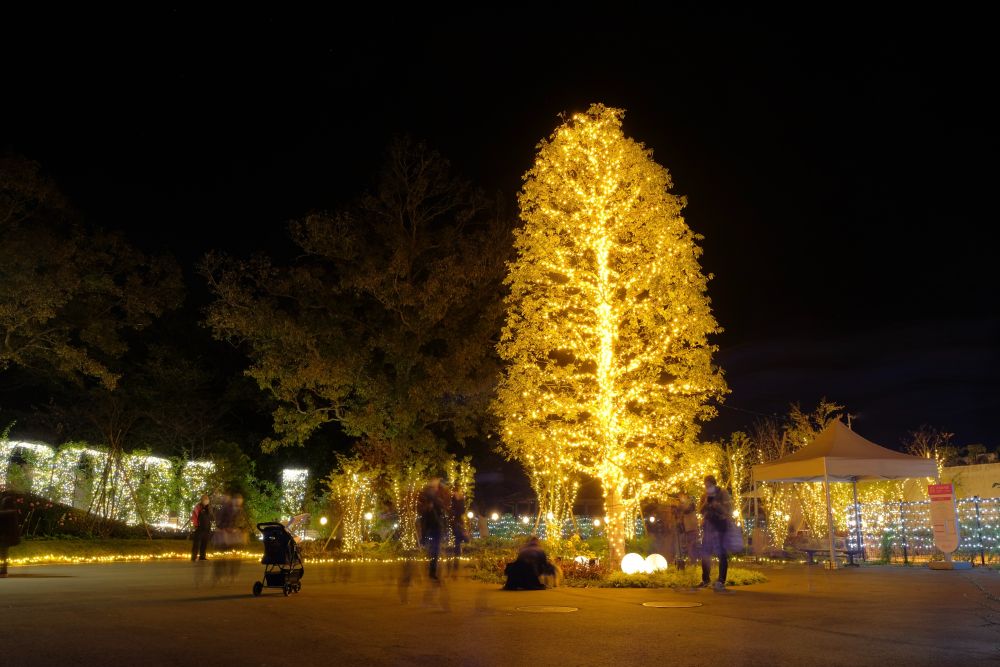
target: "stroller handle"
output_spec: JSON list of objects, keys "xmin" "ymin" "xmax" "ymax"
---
[{"xmin": 257, "ymin": 522, "xmax": 288, "ymax": 532}]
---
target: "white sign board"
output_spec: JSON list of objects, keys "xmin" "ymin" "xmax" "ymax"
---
[{"xmin": 928, "ymin": 483, "xmax": 960, "ymax": 554}]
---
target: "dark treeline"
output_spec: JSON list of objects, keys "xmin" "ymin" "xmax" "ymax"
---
[{"xmin": 0, "ymin": 141, "xmax": 524, "ymax": 503}]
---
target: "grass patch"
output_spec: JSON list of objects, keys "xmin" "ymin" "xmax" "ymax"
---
[{"xmin": 597, "ymin": 567, "xmax": 767, "ymax": 588}]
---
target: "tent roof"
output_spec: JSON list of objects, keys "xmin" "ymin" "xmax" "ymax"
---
[{"xmin": 751, "ymin": 420, "xmax": 938, "ymax": 483}]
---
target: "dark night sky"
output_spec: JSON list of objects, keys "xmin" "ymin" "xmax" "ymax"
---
[{"xmin": 3, "ymin": 11, "xmax": 998, "ymax": 453}]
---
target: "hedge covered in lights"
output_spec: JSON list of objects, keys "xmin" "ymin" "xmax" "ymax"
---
[{"xmin": 1, "ymin": 440, "xmax": 308, "ymax": 529}]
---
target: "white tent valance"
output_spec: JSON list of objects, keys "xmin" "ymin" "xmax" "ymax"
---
[{"xmin": 752, "ymin": 420, "xmax": 938, "ymax": 483}]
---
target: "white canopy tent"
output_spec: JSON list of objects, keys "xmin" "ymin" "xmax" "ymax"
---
[{"xmin": 751, "ymin": 420, "xmax": 938, "ymax": 567}]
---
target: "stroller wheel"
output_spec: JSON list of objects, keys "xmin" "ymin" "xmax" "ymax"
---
[
  {"xmin": 283, "ymin": 584, "xmax": 291, "ymax": 596},
  {"xmin": 252, "ymin": 581, "xmax": 263, "ymax": 597},
  {"xmin": 294, "ymin": 584, "xmax": 301, "ymax": 593}
]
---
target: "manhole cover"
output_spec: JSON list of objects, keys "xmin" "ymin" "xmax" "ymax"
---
[
  {"xmin": 642, "ymin": 601, "xmax": 703, "ymax": 608},
  {"xmin": 515, "ymin": 605, "xmax": 579, "ymax": 613}
]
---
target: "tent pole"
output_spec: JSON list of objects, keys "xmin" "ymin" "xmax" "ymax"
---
[
  {"xmin": 852, "ymin": 477, "xmax": 864, "ymax": 561},
  {"xmin": 753, "ymin": 472, "xmax": 760, "ymax": 560},
  {"xmin": 823, "ymin": 463, "xmax": 837, "ymax": 569}
]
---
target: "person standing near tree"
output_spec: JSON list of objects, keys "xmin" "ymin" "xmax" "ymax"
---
[
  {"xmin": 0, "ymin": 495, "xmax": 20, "ymax": 578},
  {"xmin": 677, "ymin": 491, "xmax": 700, "ymax": 569},
  {"xmin": 190, "ymin": 494, "xmax": 213, "ymax": 562},
  {"xmin": 698, "ymin": 475, "xmax": 733, "ymax": 590},
  {"xmin": 448, "ymin": 488, "xmax": 469, "ymax": 576},
  {"xmin": 645, "ymin": 500, "xmax": 672, "ymax": 563},
  {"xmin": 417, "ymin": 478, "xmax": 446, "ymax": 580}
]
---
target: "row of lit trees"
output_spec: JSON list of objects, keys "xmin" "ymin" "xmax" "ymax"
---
[
  {"xmin": 198, "ymin": 105, "xmax": 731, "ymax": 562},
  {"xmin": 200, "ymin": 137, "xmax": 509, "ymax": 528},
  {"xmin": 324, "ymin": 453, "xmax": 475, "ymax": 552},
  {"xmin": 6, "ymin": 107, "xmax": 949, "ymax": 557}
]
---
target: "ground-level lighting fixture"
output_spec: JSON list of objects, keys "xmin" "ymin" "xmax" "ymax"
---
[
  {"xmin": 621, "ymin": 552, "xmax": 647, "ymax": 575},
  {"xmin": 648, "ymin": 516, "xmax": 655, "ymax": 523},
  {"xmin": 645, "ymin": 553, "xmax": 668, "ymax": 572},
  {"xmin": 319, "ymin": 516, "xmax": 328, "ymax": 526}
]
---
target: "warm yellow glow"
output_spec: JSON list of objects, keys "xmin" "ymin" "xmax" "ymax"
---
[
  {"xmin": 494, "ymin": 104, "xmax": 728, "ymax": 563},
  {"xmin": 621, "ymin": 552, "xmax": 648, "ymax": 575},
  {"xmin": 645, "ymin": 553, "xmax": 668, "ymax": 572},
  {"xmin": 491, "ymin": 512, "xmax": 500, "ymax": 521},
  {"xmin": 319, "ymin": 516, "xmax": 328, "ymax": 526},
  {"xmin": 466, "ymin": 511, "xmax": 474, "ymax": 520},
  {"xmin": 326, "ymin": 456, "xmax": 375, "ymax": 551}
]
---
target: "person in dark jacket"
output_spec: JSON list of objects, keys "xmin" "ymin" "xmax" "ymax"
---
[
  {"xmin": 417, "ymin": 478, "xmax": 447, "ymax": 580},
  {"xmin": 677, "ymin": 491, "xmax": 700, "ymax": 568},
  {"xmin": 0, "ymin": 495, "xmax": 20, "ymax": 577},
  {"xmin": 449, "ymin": 489, "xmax": 468, "ymax": 558},
  {"xmin": 504, "ymin": 536, "xmax": 555, "ymax": 590},
  {"xmin": 190, "ymin": 494, "xmax": 213, "ymax": 562},
  {"xmin": 698, "ymin": 475, "xmax": 733, "ymax": 590}
]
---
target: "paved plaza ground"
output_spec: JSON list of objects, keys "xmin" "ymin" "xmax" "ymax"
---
[{"xmin": 2, "ymin": 557, "xmax": 999, "ymax": 666}]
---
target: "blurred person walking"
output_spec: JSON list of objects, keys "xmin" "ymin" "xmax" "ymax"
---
[
  {"xmin": 697, "ymin": 475, "xmax": 733, "ymax": 590},
  {"xmin": 190, "ymin": 494, "xmax": 214, "ymax": 562},
  {"xmin": 417, "ymin": 478, "xmax": 447, "ymax": 580},
  {"xmin": 448, "ymin": 488, "xmax": 469, "ymax": 576},
  {"xmin": 645, "ymin": 500, "xmax": 674, "ymax": 564},
  {"xmin": 214, "ymin": 492, "xmax": 252, "ymax": 583},
  {"xmin": 0, "ymin": 495, "xmax": 20, "ymax": 577},
  {"xmin": 677, "ymin": 491, "xmax": 700, "ymax": 569}
]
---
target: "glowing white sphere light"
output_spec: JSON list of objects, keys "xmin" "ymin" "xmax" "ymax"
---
[
  {"xmin": 363, "ymin": 512, "xmax": 373, "ymax": 521},
  {"xmin": 319, "ymin": 516, "xmax": 328, "ymax": 526},
  {"xmin": 621, "ymin": 552, "xmax": 647, "ymax": 575},
  {"xmin": 490, "ymin": 512, "xmax": 500, "ymax": 521},
  {"xmin": 466, "ymin": 511, "xmax": 474, "ymax": 519},
  {"xmin": 645, "ymin": 553, "xmax": 668, "ymax": 572}
]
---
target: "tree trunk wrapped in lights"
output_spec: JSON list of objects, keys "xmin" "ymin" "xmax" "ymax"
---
[
  {"xmin": 326, "ymin": 455, "xmax": 375, "ymax": 553},
  {"xmin": 496, "ymin": 104, "xmax": 727, "ymax": 565},
  {"xmin": 389, "ymin": 461, "xmax": 428, "ymax": 551},
  {"xmin": 529, "ymin": 464, "xmax": 579, "ymax": 540}
]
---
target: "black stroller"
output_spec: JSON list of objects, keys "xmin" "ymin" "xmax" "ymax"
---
[{"xmin": 252, "ymin": 522, "xmax": 305, "ymax": 597}]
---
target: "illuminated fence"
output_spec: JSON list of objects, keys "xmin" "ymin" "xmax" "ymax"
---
[
  {"xmin": 846, "ymin": 497, "xmax": 1000, "ymax": 563},
  {"xmin": 0, "ymin": 440, "xmax": 307, "ymax": 528},
  {"xmin": 474, "ymin": 501, "xmax": 999, "ymax": 563}
]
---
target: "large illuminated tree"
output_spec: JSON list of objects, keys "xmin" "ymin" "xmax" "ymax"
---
[{"xmin": 495, "ymin": 105, "xmax": 727, "ymax": 563}]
